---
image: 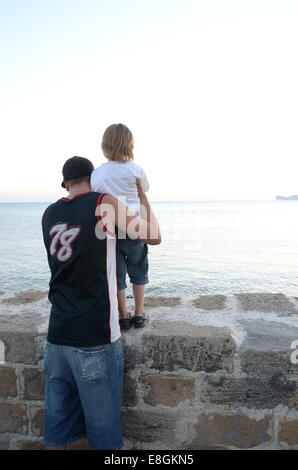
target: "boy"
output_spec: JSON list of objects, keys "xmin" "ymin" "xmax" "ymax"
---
[{"xmin": 91, "ymin": 124, "xmax": 151, "ymax": 330}]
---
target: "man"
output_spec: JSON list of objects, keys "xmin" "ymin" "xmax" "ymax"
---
[{"xmin": 42, "ymin": 156, "xmax": 161, "ymax": 450}]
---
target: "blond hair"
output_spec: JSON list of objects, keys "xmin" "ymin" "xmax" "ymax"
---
[{"xmin": 101, "ymin": 123, "xmax": 134, "ymax": 162}]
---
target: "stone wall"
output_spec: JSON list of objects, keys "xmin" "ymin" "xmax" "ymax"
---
[{"xmin": 0, "ymin": 291, "xmax": 297, "ymax": 450}]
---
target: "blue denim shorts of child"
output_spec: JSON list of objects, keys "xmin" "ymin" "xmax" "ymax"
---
[
  {"xmin": 43, "ymin": 337, "xmax": 124, "ymax": 450},
  {"xmin": 116, "ymin": 237, "xmax": 149, "ymax": 290}
]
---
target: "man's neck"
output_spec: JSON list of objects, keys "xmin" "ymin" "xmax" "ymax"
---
[{"xmin": 66, "ymin": 183, "xmax": 91, "ymax": 199}]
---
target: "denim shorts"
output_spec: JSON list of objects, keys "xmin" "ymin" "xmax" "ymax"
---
[
  {"xmin": 117, "ymin": 237, "xmax": 149, "ymax": 290},
  {"xmin": 43, "ymin": 338, "xmax": 124, "ymax": 450}
]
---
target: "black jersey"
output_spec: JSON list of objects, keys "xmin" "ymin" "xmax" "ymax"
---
[{"xmin": 42, "ymin": 191, "xmax": 120, "ymax": 347}]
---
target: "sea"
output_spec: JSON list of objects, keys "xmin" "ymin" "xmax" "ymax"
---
[{"xmin": 0, "ymin": 201, "xmax": 297, "ymax": 298}]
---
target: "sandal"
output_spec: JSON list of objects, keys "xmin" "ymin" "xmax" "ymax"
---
[
  {"xmin": 133, "ymin": 315, "xmax": 149, "ymax": 328},
  {"xmin": 119, "ymin": 313, "xmax": 133, "ymax": 331}
]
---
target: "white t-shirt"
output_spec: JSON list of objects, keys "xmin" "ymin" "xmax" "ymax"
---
[{"xmin": 91, "ymin": 161, "xmax": 150, "ymax": 214}]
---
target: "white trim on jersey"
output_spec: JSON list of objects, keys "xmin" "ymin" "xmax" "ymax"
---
[{"xmin": 106, "ymin": 235, "xmax": 121, "ymax": 343}]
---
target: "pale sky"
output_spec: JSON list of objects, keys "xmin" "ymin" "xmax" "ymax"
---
[{"xmin": 0, "ymin": 0, "xmax": 297, "ymax": 202}]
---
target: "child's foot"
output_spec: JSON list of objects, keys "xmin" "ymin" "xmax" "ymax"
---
[
  {"xmin": 133, "ymin": 314, "xmax": 149, "ymax": 328},
  {"xmin": 119, "ymin": 313, "xmax": 133, "ymax": 331}
]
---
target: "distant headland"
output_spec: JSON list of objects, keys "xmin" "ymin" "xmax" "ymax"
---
[{"xmin": 276, "ymin": 194, "xmax": 298, "ymax": 200}]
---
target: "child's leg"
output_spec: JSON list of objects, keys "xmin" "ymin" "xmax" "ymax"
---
[
  {"xmin": 116, "ymin": 241, "xmax": 131, "ymax": 321},
  {"xmin": 117, "ymin": 288, "xmax": 130, "ymax": 319},
  {"xmin": 126, "ymin": 242, "xmax": 149, "ymax": 326},
  {"xmin": 132, "ymin": 284, "xmax": 146, "ymax": 317},
  {"xmin": 119, "ymin": 238, "xmax": 149, "ymax": 326}
]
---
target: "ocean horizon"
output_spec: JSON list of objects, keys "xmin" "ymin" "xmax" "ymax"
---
[{"xmin": 0, "ymin": 200, "xmax": 297, "ymax": 298}]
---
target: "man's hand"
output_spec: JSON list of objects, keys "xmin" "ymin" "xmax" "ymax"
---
[
  {"xmin": 136, "ymin": 177, "xmax": 146, "ymax": 200},
  {"xmin": 101, "ymin": 180, "xmax": 161, "ymax": 245}
]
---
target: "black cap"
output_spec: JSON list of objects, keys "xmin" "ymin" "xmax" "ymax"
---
[{"xmin": 61, "ymin": 156, "xmax": 94, "ymax": 188}]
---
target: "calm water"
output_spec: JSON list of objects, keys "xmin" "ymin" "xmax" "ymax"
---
[{"xmin": 0, "ymin": 201, "xmax": 297, "ymax": 298}]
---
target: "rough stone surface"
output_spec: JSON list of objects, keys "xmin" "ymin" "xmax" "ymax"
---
[
  {"xmin": 23, "ymin": 368, "xmax": 45, "ymax": 401},
  {"xmin": 0, "ymin": 312, "xmax": 45, "ymax": 333},
  {"xmin": 200, "ymin": 373, "xmax": 297, "ymax": 409},
  {"xmin": 0, "ymin": 366, "xmax": 18, "ymax": 398},
  {"xmin": 1, "ymin": 330, "xmax": 38, "ymax": 365},
  {"xmin": 0, "ymin": 403, "xmax": 28, "ymax": 434},
  {"xmin": 68, "ymin": 437, "xmax": 89, "ymax": 450},
  {"xmin": 235, "ymin": 293, "xmax": 298, "ymax": 315},
  {"xmin": 30, "ymin": 407, "xmax": 45, "ymax": 437},
  {"xmin": 2, "ymin": 290, "xmax": 48, "ymax": 305},
  {"xmin": 144, "ymin": 297, "xmax": 181, "ymax": 308},
  {"xmin": 16, "ymin": 439, "xmax": 46, "ymax": 450},
  {"xmin": 123, "ymin": 374, "xmax": 138, "ymax": 407},
  {"xmin": 121, "ymin": 409, "xmax": 177, "ymax": 445},
  {"xmin": 278, "ymin": 419, "xmax": 298, "ymax": 447},
  {"xmin": 34, "ymin": 335, "xmax": 47, "ymax": 365},
  {"xmin": 289, "ymin": 391, "xmax": 298, "ymax": 409},
  {"xmin": 0, "ymin": 437, "xmax": 10, "ymax": 450},
  {"xmin": 142, "ymin": 322, "xmax": 235, "ymax": 373},
  {"xmin": 0, "ymin": 292, "xmax": 297, "ymax": 450},
  {"xmin": 193, "ymin": 295, "xmax": 226, "ymax": 311},
  {"xmin": 239, "ymin": 320, "xmax": 298, "ymax": 376},
  {"xmin": 189, "ymin": 414, "xmax": 272, "ymax": 449},
  {"xmin": 122, "ymin": 340, "xmax": 144, "ymax": 372},
  {"xmin": 140, "ymin": 373, "xmax": 195, "ymax": 407}
]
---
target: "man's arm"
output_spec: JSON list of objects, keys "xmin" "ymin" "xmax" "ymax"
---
[
  {"xmin": 136, "ymin": 178, "xmax": 161, "ymax": 244},
  {"xmin": 139, "ymin": 166, "xmax": 150, "ymax": 192},
  {"xmin": 99, "ymin": 181, "xmax": 161, "ymax": 245}
]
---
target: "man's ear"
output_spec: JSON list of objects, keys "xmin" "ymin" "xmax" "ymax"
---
[{"xmin": 65, "ymin": 182, "xmax": 70, "ymax": 191}]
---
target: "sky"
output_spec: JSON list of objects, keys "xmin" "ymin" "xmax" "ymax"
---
[{"xmin": 0, "ymin": 0, "xmax": 298, "ymax": 202}]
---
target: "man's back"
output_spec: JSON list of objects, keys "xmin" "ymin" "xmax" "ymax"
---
[{"xmin": 42, "ymin": 191, "xmax": 120, "ymax": 347}]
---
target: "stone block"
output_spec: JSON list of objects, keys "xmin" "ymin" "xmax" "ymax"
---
[
  {"xmin": 289, "ymin": 391, "xmax": 298, "ymax": 409},
  {"xmin": 189, "ymin": 413, "xmax": 272, "ymax": 449},
  {"xmin": 200, "ymin": 373, "xmax": 297, "ymax": 409},
  {"xmin": 22, "ymin": 368, "xmax": 45, "ymax": 400},
  {"xmin": 144, "ymin": 297, "xmax": 181, "ymax": 308},
  {"xmin": 235, "ymin": 293, "xmax": 297, "ymax": 315},
  {"xmin": 0, "ymin": 403, "xmax": 28, "ymax": 434},
  {"xmin": 140, "ymin": 373, "xmax": 195, "ymax": 407},
  {"xmin": 142, "ymin": 322, "xmax": 235, "ymax": 373},
  {"xmin": 0, "ymin": 366, "xmax": 18, "ymax": 398},
  {"xmin": 0, "ymin": 313, "xmax": 48, "ymax": 365},
  {"xmin": 30, "ymin": 407, "xmax": 45, "ymax": 437},
  {"xmin": 0, "ymin": 312, "xmax": 47, "ymax": 333},
  {"xmin": 0, "ymin": 437, "xmax": 10, "ymax": 450},
  {"xmin": 123, "ymin": 374, "xmax": 138, "ymax": 407},
  {"xmin": 16, "ymin": 439, "xmax": 46, "ymax": 450},
  {"xmin": 193, "ymin": 295, "xmax": 226, "ymax": 310},
  {"xmin": 34, "ymin": 335, "xmax": 47, "ymax": 366},
  {"xmin": 239, "ymin": 320, "xmax": 298, "ymax": 376},
  {"xmin": 1, "ymin": 331, "xmax": 37, "ymax": 365},
  {"xmin": 122, "ymin": 336, "xmax": 145, "ymax": 372},
  {"xmin": 278, "ymin": 419, "xmax": 298, "ymax": 447},
  {"xmin": 121, "ymin": 409, "xmax": 177, "ymax": 445}
]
